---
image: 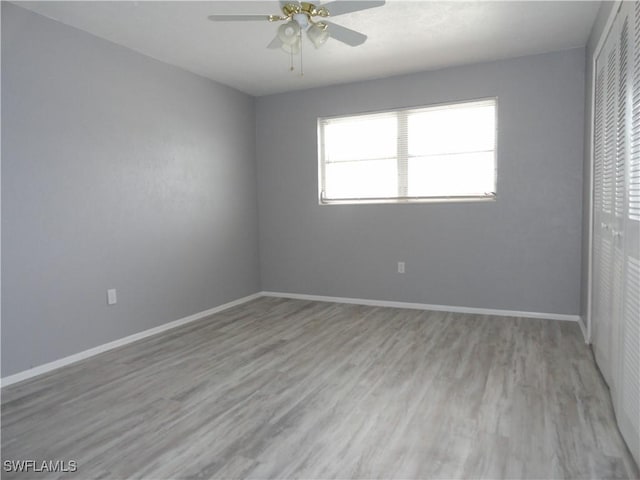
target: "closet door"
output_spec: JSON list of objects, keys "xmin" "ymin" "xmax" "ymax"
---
[
  {"xmin": 592, "ymin": 2, "xmax": 640, "ymax": 466},
  {"xmin": 617, "ymin": 1, "xmax": 640, "ymax": 464},
  {"xmin": 592, "ymin": 17, "xmax": 619, "ymax": 390}
]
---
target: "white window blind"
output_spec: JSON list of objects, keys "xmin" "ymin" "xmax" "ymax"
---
[{"xmin": 318, "ymin": 98, "xmax": 497, "ymax": 204}]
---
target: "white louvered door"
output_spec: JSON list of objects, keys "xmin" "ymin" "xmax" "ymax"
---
[
  {"xmin": 617, "ymin": 1, "xmax": 640, "ymax": 464},
  {"xmin": 593, "ymin": 12, "xmax": 620, "ymax": 392},
  {"xmin": 592, "ymin": 1, "xmax": 640, "ymax": 466}
]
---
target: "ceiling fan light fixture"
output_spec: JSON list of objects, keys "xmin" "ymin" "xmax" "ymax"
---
[
  {"xmin": 277, "ymin": 20, "xmax": 301, "ymax": 46},
  {"xmin": 208, "ymin": 0, "xmax": 386, "ymax": 73},
  {"xmin": 307, "ymin": 23, "xmax": 329, "ymax": 48}
]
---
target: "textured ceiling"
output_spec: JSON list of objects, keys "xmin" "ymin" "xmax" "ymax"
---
[{"xmin": 13, "ymin": 1, "xmax": 601, "ymax": 96}]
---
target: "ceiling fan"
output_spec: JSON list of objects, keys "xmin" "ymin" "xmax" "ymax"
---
[{"xmin": 208, "ymin": 1, "xmax": 385, "ymax": 73}]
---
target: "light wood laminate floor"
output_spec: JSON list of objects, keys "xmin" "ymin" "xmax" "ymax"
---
[{"xmin": 2, "ymin": 297, "xmax": 639, "ymax": 479}]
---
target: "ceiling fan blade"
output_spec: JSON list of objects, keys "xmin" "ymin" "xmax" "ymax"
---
[
  {"xmin": 207, "ymin": 15, "xmax": 272, "ymax": 22},
  {"xmin": 325, "ymin": 21, "xmax": 367, "ymax": 46},
  {"xmin": 267, "ymin": 35, "xmax": 283, "ymax": 49},
  {"xmin": 321, "ymin": 1, "xmax": 385, "ymax": 17}
]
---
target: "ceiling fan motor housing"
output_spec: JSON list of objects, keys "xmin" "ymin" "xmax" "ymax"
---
[{"xmin": 283, "ymin": 2, "xmax": 329, "ymax": 19}]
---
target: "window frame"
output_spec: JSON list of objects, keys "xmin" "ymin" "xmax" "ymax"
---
[{"xmin": 317, "ymin": 97, "xmax": 498, "ymax": 205}]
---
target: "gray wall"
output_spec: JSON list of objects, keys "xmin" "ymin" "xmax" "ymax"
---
[
  {"xmin": 581, "ymin": 1, "xmax": 617, "ymax": 324},
  {"xmin": 1, "ymin": 3, "xmax": 260, "ymax": 377},
  {"xmin": 256, "ymin": 48, "xmax": 585, "ymax": 315},
  {"xmin": 2, "ymin": 3, "xmax": 589, "ymax": 377}
]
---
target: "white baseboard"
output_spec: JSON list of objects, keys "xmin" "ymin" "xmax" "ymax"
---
[
  {"xmin": 1, "ymin": 293, "xmax": 262, "ymax": 388},
  {"xmin": 260, "ymin": 291, "xmax": 581, "ymax": 322},
  {"xmin": 578, "ymin": 316, "xmax": 590, "ymax": 344},
  {"xmin": 2, "ymin": 291, "xmax": 580, "ymax": 388}
]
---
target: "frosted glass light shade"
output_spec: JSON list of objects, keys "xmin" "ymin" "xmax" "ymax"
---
[
  {"xmin": 278, "ymin": 20, "xmax": 301, "ymax": 46},
  {"xmin": 307, "ymin": 24, "xmax": 329, "ymax": 48}
]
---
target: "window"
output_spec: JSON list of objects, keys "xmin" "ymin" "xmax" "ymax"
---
[{"xmin": 318, "ymin": 98, "xmax": 497, "ymax": 204}]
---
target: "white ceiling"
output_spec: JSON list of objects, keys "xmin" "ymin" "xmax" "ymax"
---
[{"xmin": 14, "ymin": 1, "xmax": 601, "ymax": 96}]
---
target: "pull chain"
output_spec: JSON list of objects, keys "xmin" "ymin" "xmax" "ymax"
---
[{"xmin": 299, "ymin": 30, "xmax": 304, "ymax": 77}]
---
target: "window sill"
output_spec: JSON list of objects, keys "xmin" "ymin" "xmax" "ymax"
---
[{"xmin": 319, "ymin": 195, "xmax": 497, "ymax": 206}]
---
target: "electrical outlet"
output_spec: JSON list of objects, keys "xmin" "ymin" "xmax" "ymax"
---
[
  {"xmin": 398, "ymin": 261, "xmax": 405, "ymax": 274},
  {"xmin": 107, "ymin": 289, "xmax": 117, "ymax": 305}
]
